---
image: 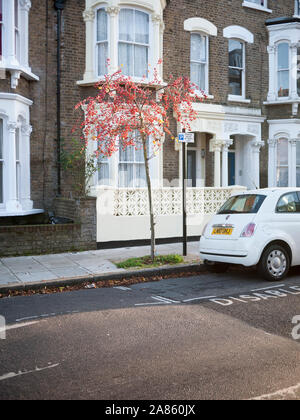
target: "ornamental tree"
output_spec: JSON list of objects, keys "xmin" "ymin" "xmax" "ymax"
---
[{"xmin": 76, "ymin": 63, "xmax": 205, "ymax": 261}]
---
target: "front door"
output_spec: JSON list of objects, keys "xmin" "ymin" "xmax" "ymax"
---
[
  {"xmin": 228, "ymin": 151, "xmax": 236, "ymax": 186},
  {"xmin": 187, "ymin": 150, "xmax": 196, "ymax": 187}
]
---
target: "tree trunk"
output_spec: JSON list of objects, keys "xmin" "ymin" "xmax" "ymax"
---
[{"xmin": 142, "ymin": 134, "xmax": 156, "ymax": 261}]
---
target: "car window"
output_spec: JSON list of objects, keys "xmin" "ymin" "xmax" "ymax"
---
[
  {"xmin": 218, "ymin": 194, "xmax": 266, "ymax": 215},
  {"xmin": 276, "ymin": 192, "xmax": 300, "ymax": 213}
]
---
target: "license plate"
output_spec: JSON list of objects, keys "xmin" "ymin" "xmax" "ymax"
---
[{"xmin": 212, "ymin": 228, "xmax": 233, "ymax": 235}]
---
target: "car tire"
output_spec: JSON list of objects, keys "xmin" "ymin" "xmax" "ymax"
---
[
  {"xmin": 204, "ymin": 261, "xmax": 229, "ymax": 274},
  {"xmin": 258, "ymin": 244, "xmax": 290, "ymax": 282}
]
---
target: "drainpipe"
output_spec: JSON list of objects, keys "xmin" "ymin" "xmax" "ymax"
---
[{"xmin": 54, "ymin": 0, "xmax": 66, "ymax": 196}]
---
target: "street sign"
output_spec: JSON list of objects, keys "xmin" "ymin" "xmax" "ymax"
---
[{"xmin": 178, "ymin": 132, "xmax": 194, "ymax": 144}]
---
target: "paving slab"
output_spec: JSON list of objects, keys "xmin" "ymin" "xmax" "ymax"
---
[{"xmin": 15, "ymin": 271, "xmax": 59, "ymax": 283}]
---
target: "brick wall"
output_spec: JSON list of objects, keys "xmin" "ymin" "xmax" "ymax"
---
[{"xmin": 0, "ymin": 196, "xmax": 97, "ymax": 257}]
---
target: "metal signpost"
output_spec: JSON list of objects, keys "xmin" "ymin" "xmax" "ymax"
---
[{"xmin": 178, "ymin": 131, "xmax": 194, "ymax": 256}]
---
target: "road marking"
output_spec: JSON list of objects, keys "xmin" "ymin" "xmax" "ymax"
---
[
  {"xmin": 114, "ymin": 286, "xmax": 132, "ymax": 291},
  {"xmin": 16, "ymin": 310, "xmax": 80, "ymax": 323},
  {"xmin": 0, "ymin": 364, "xmax": 60, "ymax": 382},
  {"xmin": 251, "ymin": 382, "xmax": 300, "ymax": 400},
  {"xmin": 183, "ymin": 296, "xmax": 216, "ymax": 303},
  {"xmin": 5, "ymin": 321, "xmax": 41, "ymax": 331},
  {"xmin": 152, "ymin": 296, "xmax": 180, "ymax": 304},
  {"xmin": 209, "ymin": 285, "xmax": 300, "ymax": 306},
  {"xmin": 251, "ymin": 284, "xmax": 285, "ymax": 292}
]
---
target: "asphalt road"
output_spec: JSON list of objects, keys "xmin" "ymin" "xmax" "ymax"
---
[{"xmin": 0, "ymin": 266, "xmax": 300, "ymax": 400}]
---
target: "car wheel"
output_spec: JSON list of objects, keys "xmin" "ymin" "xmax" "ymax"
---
[
  {"xmin": 258, "ymin": 244, "xmax": 290, "ymax": 282},
  {"xmin": 203, "ymin": 261, "xmax": 229, "ymax": 274}
]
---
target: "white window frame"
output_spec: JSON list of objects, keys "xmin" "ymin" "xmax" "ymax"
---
[
  {"xmin": 118, "ymin": 7, "xmax": 151, "ymax": 80},
  {"xmin": 79, "ymin": 0, "xmax": 165, "ymax": 87},
  {"xmin": 276, "ymin": 41, "xmax": 290, "ymax": 99},
  {"xmin": 276, "ymin": 137, "xmax": 289, "ymax": 187},
  {"xmin": 223, "ymin": 26, "xmax": 253, "ymax": 103},
  {"xmin": 95, "ymin": 6, "xmax": 109, "ymax": 77},
  {"xmin": 228, "ymin": 39, "xmax": 246, "ymax": 102},
  {"xmin": 242, "ymin": 0, "xmax": 272, "ymax": 13},
  {"xmin": 184, "ymin": 17, "xmax": 217, "ymax": 99},
  {"xmin": 190, "ymin": 32, "xmax": 209, "ymax": 95},
  {"xmin": 95, "ymin": 135, "xmax": 160, "ymax": 189}
]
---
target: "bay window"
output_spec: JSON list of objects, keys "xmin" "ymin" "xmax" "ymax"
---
[
  {"xmin": 190, "ymin": 33, "xmax": 208, "ymax": 92},
  {"xmin": 79, "ymin": 0, "xmax": 166, "ymax": 86},
  {"xmin": 266, "ymin": 21, "xmax": 300, "ymax": 103},
  {"xmin": 0, "ymin": 93, "xmax": 40, "ymax": 216},
  {"xmin": 268, "ymin": 123, "xmax": 300, "ymax": 188},
  {"xmin": 0, "ymin": 0, "xmax": 39, "ymax": 88}
]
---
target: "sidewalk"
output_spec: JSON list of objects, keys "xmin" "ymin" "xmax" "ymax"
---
[{"xmin": 0, "ymin": 242, "xmax": 200, "ymax": 288}]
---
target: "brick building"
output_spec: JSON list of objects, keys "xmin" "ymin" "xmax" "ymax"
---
[{"xmin": 1, "ymin": 0, "xmax": 300, "ymax": 254}]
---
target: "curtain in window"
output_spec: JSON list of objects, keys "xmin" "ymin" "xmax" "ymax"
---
[
  {"xmin": 0, "ymin": 120, "xmax": 3, "ymax": 204},
  {"xmin": 118, "ymin": 136, "xmax": 148, "ymax": 187},
  {"xmin": 119, "ymin": 9, "xmax": 149, "ymax": 78},
  {"xmin": 190, "ymin": 34, "xmax": 206, "ymax": 91},
  {"xmin": 97, "ymin": 9, "xmax": 108, "ymax": 76},
  {"xmin": 97, "ymin": 154, "xmax": 110, "ymax": 185},
  {"xmin": 276, "ymin": 138, "xmax": 288, "ymax": 187}
]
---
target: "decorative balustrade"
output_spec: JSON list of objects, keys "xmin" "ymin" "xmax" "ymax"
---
[{"xmin": 112, "ymin": 186, "xmax": 246, "ymax": 217}]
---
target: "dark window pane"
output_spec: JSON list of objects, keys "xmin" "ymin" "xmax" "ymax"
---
[
  {"xmin": 229, "ymin": 68, "xmax": 242, "ymax": 96},
  {"xmin": 229, "ymin": 40, "xmax": 243, "ymax": 68}
]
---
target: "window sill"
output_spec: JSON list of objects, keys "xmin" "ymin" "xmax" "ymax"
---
[
  {"xmin": 0, "ymin": 62, "xmax": 39, "ymax": 88},
  {"xmin": 228, "ymin": 95, "xmax": 251, "ymax": 104},
  {"xmin": 77, "ymin": 75, "xmax": 166, "ymax": 89},
  {"xmin": 0, "ymin": 209, "xmax": 44, "ymax": 218},
  {"xmin": 264, "ymin": 98, "xmax": 300, "ymax": 105},
  {"xmin": 242, "ymin": 2, "xmax": 272, "ymax": 13}
]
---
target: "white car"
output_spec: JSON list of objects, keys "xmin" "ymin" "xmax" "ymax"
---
[{"xmin": 200, "ymin": 188, "xmax": 300, "ymax": 281}]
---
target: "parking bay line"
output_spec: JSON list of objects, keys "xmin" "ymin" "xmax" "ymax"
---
[
  {"xmin": 0, "ymin": 363, "xmax": 60, "ymax": 382},
  {"xmin": 5, "ymin": 321, "xmax": 41, "ymax": 331},
  {"xmin": 183, "ymin": 296, "xmax": 217, "ymax": 303},
  {"xmin": 251, "ymin": 284, "xmax": 285, "ymax": 292}
]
